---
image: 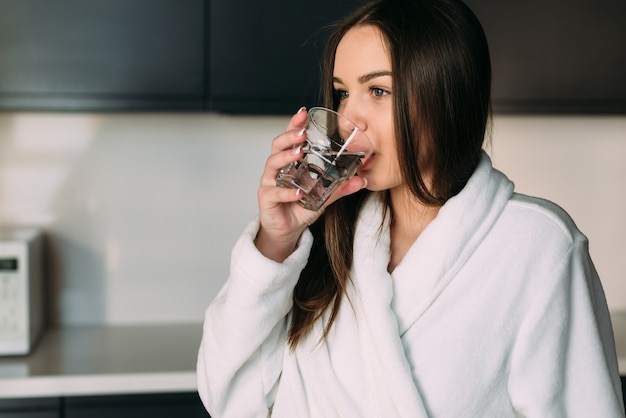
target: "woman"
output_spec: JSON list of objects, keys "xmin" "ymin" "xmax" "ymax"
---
[{"xmin": 197, "ymin": 0, "xmax": 624, "ymax": 416}]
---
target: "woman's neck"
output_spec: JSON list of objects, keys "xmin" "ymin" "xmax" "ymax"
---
[{"xmin": 387, "ymin": 186, "xmax": 440, "ymax": 273}]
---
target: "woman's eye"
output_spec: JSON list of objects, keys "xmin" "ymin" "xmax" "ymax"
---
[
  {"xmin": 333, "ymin": 89, "xmax": 349, "ymax": 101},
  {"xmin": 371, "ymin": 87, "xmax": 389, "ymax": 98}
]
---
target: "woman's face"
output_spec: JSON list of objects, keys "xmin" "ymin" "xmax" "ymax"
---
[{"xmin": 333, "ymin": 24, "xmax": 402, "ymax": 192}]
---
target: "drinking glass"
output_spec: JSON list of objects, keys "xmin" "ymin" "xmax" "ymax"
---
[{"xmin": 276, "ymin": 107, "xmax": 372, "ymax": 211}]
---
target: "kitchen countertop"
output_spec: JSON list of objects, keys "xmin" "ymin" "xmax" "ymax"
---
[
  {"xmin": 0, "ymin": 324, "xmax": 202, "ymax": 398},
  {"xmin": 0, "ymin": 312, "xmax": 625, "ymax": 399}
]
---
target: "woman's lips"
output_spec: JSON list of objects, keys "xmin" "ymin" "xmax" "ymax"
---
[{"xmin": 359, "ymin": 153, "xmax": 374, "ymax": 171}]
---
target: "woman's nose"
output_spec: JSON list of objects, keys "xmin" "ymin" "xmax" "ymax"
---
[
  {"xmin": 338, "ymin": 103, "xmax": 366, "ymax": 133},
  {"xmin": 338, "ymin": 114, "xmax": 358, "ymax": 136}
]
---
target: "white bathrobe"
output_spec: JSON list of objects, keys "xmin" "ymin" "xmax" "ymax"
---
[{"xmin": 197, "ymin": 154, "xmax": 624, "ymax": 417}]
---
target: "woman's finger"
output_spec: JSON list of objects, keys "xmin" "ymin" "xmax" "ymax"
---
[
  {"xmin": 285, "ymin": 106, "xmax": 308, "ymax": 132},
  {"xmin": 259, "ymin": 146, "xmax": 303, "ymax": 187},
  {"xmin": 270, "ymin": 126, "xmax": 306, "ymax": 155},
  {"xmin": 258, "ymin": 184, "xmax": 303, "ymax": 208},
  {"xmin": 270, "ymin": 108, "xmax": 308, "ymax": 153}
]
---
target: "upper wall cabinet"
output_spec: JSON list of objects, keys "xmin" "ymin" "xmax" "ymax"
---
[
  {"xmin": 0, "ymin": 0, "xmax": 625, "ymax": 114},
  {"xmin": 466, "ymin": 0, "xmax": 626, "ymax": 113},
  {"xmin": 0, "ymin": 0, "xmax": 205, "ymax": 111},
  {"xmin": 208, "ymin": 0, "xmax": 358, "ymax": 114}
]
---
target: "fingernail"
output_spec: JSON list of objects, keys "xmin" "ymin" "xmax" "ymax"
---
[
  {"xmin": 361, "ymin": 177, "xmax": 368, "ymax": 189},
  {"xmin": 292, "ymin": 146, "xmax": 301, "ymax": 155},
  {"xmin": 297, "ymin": 106, "xmax": 306, "ymax": 114},
  {"xmin": 297, "ymin": 128, "xmax": 305, "ymax": 137},
  {"xmin": 295, "ymin": 188, "xmax": 302, "ymax": 196}
]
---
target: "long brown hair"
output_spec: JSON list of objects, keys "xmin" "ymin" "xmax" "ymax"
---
[{"xmin": 288, "ymin": 0, "xmax": 492, "ymax": 349}]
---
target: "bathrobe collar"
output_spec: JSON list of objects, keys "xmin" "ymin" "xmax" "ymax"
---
[
  {"xmin": 347, "ymin": 153, "xmax": 514, "ymax": 415},
  {"xmin": 353, "ymin": 152, "xmax": 514, "ymax": 329}
]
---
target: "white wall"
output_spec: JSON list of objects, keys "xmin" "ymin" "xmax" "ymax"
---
[
  {"xmin": 0, "ymin": 112, "xmax": 624, "ymax": 326},
  {"xmin": 487, "ymin": 115, "xmax": 626, "ymax": 312}
]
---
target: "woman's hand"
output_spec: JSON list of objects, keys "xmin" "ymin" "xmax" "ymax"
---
[{"xmin": 254, "ymin": 107, "xmax": 366, "ymax": 262}]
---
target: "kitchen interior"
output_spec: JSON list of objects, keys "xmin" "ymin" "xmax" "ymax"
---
[{"xmin": 0, "ymin": 0, "xmax": 625, "ymax": 416}]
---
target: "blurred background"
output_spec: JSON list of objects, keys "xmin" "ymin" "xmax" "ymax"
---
[
  {"xmin": 0, "ymin": 0, "xmax": 624, "ymax": 413},
  {"xmin": 0, "ymin": 112, "xmax": 625, "ymax": 326},
  {"xmin": 1, "ymin": 0, "xmax": 624, "ymax": 327}
]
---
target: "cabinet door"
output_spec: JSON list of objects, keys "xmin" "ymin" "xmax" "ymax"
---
[
  {"xmin": 0, "ymin": 413, "xmax": 57, "ymax": 418},
  {"xmin": 0, "ymin": 0, "xmax": 205, "ymax": 111},
  {"xmin": 64, "ymin": 392, "xmax": 209, "ymax": 418},
  {"xmin": 465, "ymin": 0, "xmax": 626, "ymax": 113},
  {"xmin": 209, "ymin": 0, "xmax": 360, "ymax": 114},
  {"xmin": 0, "ymin": 397, "xmax": 60, "ymax": 418}
]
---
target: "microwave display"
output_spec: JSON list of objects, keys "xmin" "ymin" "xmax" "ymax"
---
[{"xmin": 0, "ymin": 258, "xmax": 18, "ymax": 271}]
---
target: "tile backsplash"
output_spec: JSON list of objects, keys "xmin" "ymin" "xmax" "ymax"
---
[{"xmin": 0, "ymin": 112, "xmax": 624, "ymax": 326}]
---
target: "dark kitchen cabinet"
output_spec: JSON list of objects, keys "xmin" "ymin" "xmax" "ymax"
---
[
  {"xmin": 0, "ymin": 412, "xmax": 58, "ymax": 418},
  {"xmin": 212, "ymin": 0, "xmax": 626, "ymax": 114},
  {"xmin": 214, "ymin": 0, "xmax": 626, "ymax": 114},
  {"xmin": 0, "ymin": 0, "xmax": 625, "ymax": 114},
  {"xmin": 0, "ymin": 0, "xmax": 356, "ymax": 114},
  {"xmin": 0, "ymin": 393, "xmax": 209, "ymax": 418},
  {"xmin": 0, "ymin": 0, "xmax": 205, "ymax": 111},
  {"xmin": 465, "ymin": 0, "xmax": 626, "ymax": 113},
  {"xmin": 0, "ymin": 397, "xmax": 60, "ymax": 418},
  {"xmin": 64, "ymin": 393, "xmax": 208, "ymax": 418},
  {"xmin": 208, "ymin": 0, "xmax": 359, "ymax": 114},
  {"xmin": 0, "ymin": 414, "xmax": 57, "ymax": 418}
]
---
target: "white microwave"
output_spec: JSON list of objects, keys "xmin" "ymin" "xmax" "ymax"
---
[{"xmin": 0, "ymin": 228, "xmax": 44, "ymax": 356}]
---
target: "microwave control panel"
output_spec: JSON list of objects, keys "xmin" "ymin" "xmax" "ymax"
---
[
  {"xmin": 0, "ymin": 257, "xmax": 23, "ymax": 339},
  {"xmin": 0, "ymin": 228, "xmax": 43, "ymax": 355}
]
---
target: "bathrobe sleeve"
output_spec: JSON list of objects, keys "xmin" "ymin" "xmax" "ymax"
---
[
  {"xmin": 197, "ymin": 217, "xmax": 313, "ymax": 417},
  {"xmin": 508, "ymin": 236, "xmax": 624, "ymax": 417}
]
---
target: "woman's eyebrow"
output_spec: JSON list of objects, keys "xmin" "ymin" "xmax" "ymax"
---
[
  {"xmin": 359, "ymin": 71, "xmax": 392, "ymax": 83},
  {"xmin": 332, "ymin": 71, "xmax": 392, "ymax": 85}
]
